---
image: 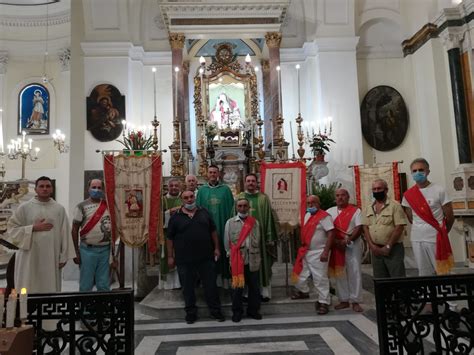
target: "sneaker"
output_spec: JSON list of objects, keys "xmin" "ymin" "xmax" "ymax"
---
[
  {"xmin": 185, "ymin": 314, "xmax": 197, "ymax": 324},
  {"xmin": 247, "ymin": 312, "xmax": 263, "ymax": 320},
  {"xmin": 232, "ymin": 313, "xmax": 242, "ymax": 323},
  {"xmin": 210, "ymin": 311, "xmax": 225, "ymax": 322}
]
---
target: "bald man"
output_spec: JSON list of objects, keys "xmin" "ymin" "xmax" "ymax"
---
[
  {"xmin": 185, "ymin": 174, "xmax": 199, "ymax": 195},
  {"xmin": 326, "ymin": 189, "xmax": 363, "ymax": 312},
  {"xmin": 291, "ymin": 195, "xmax": 335, "ymax": 315}
]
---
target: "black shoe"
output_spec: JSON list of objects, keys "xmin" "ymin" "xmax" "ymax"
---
[
  {"xmin": 210, "ymin": 311, "xmax": 225, "ymax": 322},
  {"xmin": 185, "ymin": 314, "xmax": 197, "ymax": 324},
  {"xmin": 232, "ymin": 313, "xmax": 242, "ymax": 323},
  {"xmin": 261, "ymin": 296, "xmax": 270, "ymax": 303},
  {"xmin": 247, "ymin": 312, "xmax": 263, "ymax": 320}
]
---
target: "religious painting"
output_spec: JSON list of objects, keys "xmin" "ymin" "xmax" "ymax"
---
[
  {"xmin": 272, "ymin": 173, "xmax": 292, "ymax": 200},
  {"xmin": 18, "ymin": 83, "xmax": 50, "ymax": 135},
  {"xmin": 360, "ymin": 85, "xmax": 408, "ymax": 151},
  {"xmin": 125, "ymin": 189, "xmax": 143, "ymax": 218},
  {"xmin": 87, "ymin": 84, "xmax": 125, "ymax": 142},
  {"xmin": 208, "ymin": 78, "xmax": 246, "ymax": 129}
]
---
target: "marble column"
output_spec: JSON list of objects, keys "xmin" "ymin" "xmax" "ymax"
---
[
  {"xmin": 0, "ymin": 52, "xmax": 7, "ymax": 156},
  {"xmin": 261, "ymin": 59, "xmax": 271, "ymax": 149},
  {"xmin": 265, "ymin": 32, "xmax": 282, "ymax": 150},
  {"xmin": 440, "ymin": 30, "xmax": 472, "ymax": 164},
  {"xmin": 169, "ymin": 33, "xmax": 186, "ymax": 138}
]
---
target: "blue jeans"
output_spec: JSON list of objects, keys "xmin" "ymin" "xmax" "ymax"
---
[{"xmin": 79, "ymin": 244, "xmax": 110, "ymax": 292}]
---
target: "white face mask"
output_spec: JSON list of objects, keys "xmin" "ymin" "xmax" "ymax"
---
[{"xmin": 238, "ymin": 212, "xmax": 248, "ymax": 219}]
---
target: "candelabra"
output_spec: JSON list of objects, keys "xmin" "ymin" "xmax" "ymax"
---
[
  {"xmin": 170, "ymin": 116, "xmax": 185, "ymax": 176},
  {"xmin": 52, "ymin": 129, "xmax": 69, "ymax": 153},
  {"xmin": 5, "ymin": 132, "xmax": 40, "ymax": 179}
]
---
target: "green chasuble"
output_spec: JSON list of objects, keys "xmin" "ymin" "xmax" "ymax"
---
[
  {"xmin": 238, "ymin": 191, "xmax": 278, "ymax": 287},
  {"xmin": 160, "ymin": 195, "xmax": 182, "ymax": 279},
  {"xmin": 196, "ymin": 182, "xmax": 235, "ymax": 279}
]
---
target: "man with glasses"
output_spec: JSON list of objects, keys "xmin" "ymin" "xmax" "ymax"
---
[
  {"xmin": 402, "ymin": 158, "xmax": 454, "ymax": 276},
  {"xmin": 72, "ymin": 179, "xmax": 113, "ymax": 291}
]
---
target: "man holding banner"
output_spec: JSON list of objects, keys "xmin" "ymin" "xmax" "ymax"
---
[
  {"xmin": 326, "ymin": 188, "xmax": 363, "ymax": 313},
  {"xmin": 72, "ymin": 179, "xmax": 112, "ymax": 292},
  {"xmin": 196, "ymin": 165, "xmax": 234, "ymax": 285},
  {"xmin": 402, "ymin": 158, "xmax": 454, "ymax": 276},
  {"xmin": 291, "ymin": 195, "xmax": 335, "ymax": 315}
]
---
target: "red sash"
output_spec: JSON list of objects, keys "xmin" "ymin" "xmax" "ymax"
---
[
  {"xmin": 230, "ymin": 216, "xmax": 256, "ymax": 289},
  {"xmin": 328, "ymin": 205, "xmax": 358, "ymax": 278},
  {"xmin": 291, "ymin": 210, "xmax": 329, "ymax": 283},
  {"xmin": 79, "ymin": 200, "xmax": 108, "ymax": 237},
  {"xmin": 403, "ymin": 185, "xmax": 454, "ymax": 275}
]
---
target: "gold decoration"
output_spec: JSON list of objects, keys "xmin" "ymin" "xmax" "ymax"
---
[
  {"xmin": 295, "ymin": 113, "xmax": 306, "ymax": 161},
  {"xmin": 169, "ymin": 33, "xmax": 186, "ymax": 49},
  {"xmin": 265, "ymin": 32, "xmax": 282, "ymax": 49},
  {"xmin": 170, "ymin": 117, "xmax": 185, "ymax": 176}
]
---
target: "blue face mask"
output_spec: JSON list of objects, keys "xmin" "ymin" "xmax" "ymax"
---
[
  {"xmin": 184, "ymin": 202, "xmax": 196, "ymax": 210},
  {"xmin": 412, "ymin": 171, "xmax": 427, "ymax": 183},
  {"xmin": 307, "ymin": 207, "xmax": 318, "ymax": 215},
  {"xmin": 89, "ymin": 189, "xmax": 103, "ymax": 199}
]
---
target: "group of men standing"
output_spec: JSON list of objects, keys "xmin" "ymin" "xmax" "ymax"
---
[{"xmin": 5, "ymin": 157, "xmax": 455, "ymax": 325}]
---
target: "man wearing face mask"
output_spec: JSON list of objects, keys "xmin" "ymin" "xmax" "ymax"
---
[
  {"xmin": 72, "ymin": 179, "xmax": 113, "ymax": 291},
  {"xmin": 362, "ymin": 179, "xmax": 407, "ymax": 278},
  {"xmin": 291, "ymin": 195, "xmax": 335, "ymax": 315},
  {"xmin": 167, "ymin": 190, "xmax": 225, "ymax": 324},
  {"xmin": 224, "ymin": 198, "xmax": 262, "ymax": 322},
  {"xmin": 402, "ymin": 158, "xmax": 454, "ymax": 276}
]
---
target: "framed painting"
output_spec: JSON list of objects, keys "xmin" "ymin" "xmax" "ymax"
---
[
  {"xmin": 86, "ymin": 84, "xmax": 125, "ymax": 142},
  {"xmin": 18, "ymin": 83, "xmax": 50, "ymax": 135},
  {"xmin": 360, "ymin": 85, "xmax": 409, "ymax": 151}
]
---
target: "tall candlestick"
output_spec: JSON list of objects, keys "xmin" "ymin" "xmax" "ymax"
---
[
  {"xmin": 152, "ymin": 67, "xmax": 157, "ymax": 118},
  {"xmin": 277, "ymin": 66, "xmax": 282, "ymax": 115},
  {"xmin": 271, "ymin": 118, "xmax": 275, "ymax": 157},
  {"xmin": 6, "ymin": 289, "xmax": 16, "ymax": 328},
  {"xmin": 178, "ymin": 122, "xmax": 183, "ymax": 160},
  {"xmin": 174, "ymin": 66, "xmax": 179, "ymax": 118},
  {"xmin": 296, "ymin": 64, "xmax": 301, "ymax": 114},
  {"xmin": 290, "ymin": 121, "xmax": 295, "ymax": 159},
  {"xmin": 251, "ymin": 123, "xmax": 254, "ymax": 157},
  {"xmin": 19, "ymin": 288, "xmax": 27, "ymax": 321}
]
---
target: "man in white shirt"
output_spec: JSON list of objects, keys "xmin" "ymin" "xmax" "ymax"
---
[
  {"xmin": 402, "ymin": 158, "xmax": 454, "ymax": 276},
  {"xmin": 326, "ymin": 189, "xmax": 363, "ymax": 312},
  {"xmin": 291, "ymin": 195, "xmax": 335, "ymax": 315}
]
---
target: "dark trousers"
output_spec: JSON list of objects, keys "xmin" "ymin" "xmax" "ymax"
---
[
  {"xmin": 231, "ymin": 265, "xmax": 261, "ymax": 315},
  {"xmin": 372, "ymin": 242, "xmax": 406, "ymax": 278},
  {"xmin": 177, "ymin": 258, "xmax": 221, "ymax": 316}
]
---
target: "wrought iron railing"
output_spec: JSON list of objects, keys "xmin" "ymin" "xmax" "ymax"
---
[
  {"xmin": 26, "ymin": 289, "xmax": 134, "ymax": 354},
  {"xmin": 374, "ymin": 274, "xmax": 474, "ymax": 354}
]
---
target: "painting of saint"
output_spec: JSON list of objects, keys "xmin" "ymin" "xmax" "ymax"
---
[
  {"xmin": 208, "ymin": 79, "xmax": 245, "ymax": 129},
  {"xmin": 125, "ymin": 189, "xmax": 143, "ymax": 218},
  {"xmin": 210, "ymin": 93, "xmax": 241, "ymax": 128},
  {"xmin": 87, "ymin": 84, "xmax": 125, "ymax": 142},
  {"xmin": 18, "ymin": 83, "xmax": 49, "ymax": 135}
]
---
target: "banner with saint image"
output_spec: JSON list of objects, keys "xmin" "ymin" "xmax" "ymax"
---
[
  {"xmin": 103, "ymin": 153, "xmax": 162, "ymax": 253},
  {"xmin": 260, "ymin": 162, "xmax": 307, "ymax": 227}
]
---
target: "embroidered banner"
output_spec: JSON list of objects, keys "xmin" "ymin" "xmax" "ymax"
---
[
  {"xmin": 103, "ymin": 152, "xmax": 162, "ymax": 253},
  {"xmin": 352, "ymin": 162, "xmax": 400, "ymax": 211},
  {"xmin": 261, "ymin": 162, "xmax": 306, "ymax": 227}
]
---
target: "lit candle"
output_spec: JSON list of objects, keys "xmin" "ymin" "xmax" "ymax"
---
[
  {"xmin": 277, "ymin": 66, "xmax": 282, "ymax": 115},
  {"xmin": 178, "ymin": 122, "xmax": 183, "ymax": 160},
  {"xmin": 296, "ymin": 64, "xmax": 301, "ymax": 114},
  {"xmin": 35, "ymin": 147, "xmax": 40, "ymax": 157},
  {"xmin": 19, "ymin": 288, "xmax": 27, "ymax": 321},
  {"xmin": 6, "ymin": 289, "xmax": 17, "ymax": 328},
  {"xmin": 28, "ymin": 139, "xmax": 32, "ymax": 150},
  {"xmin": 174, "ymin": 66, "xmax": 179, "ymax": 118},
  {"xmin": 22, "ymin": 131, "xmax": 26, "ymax": 145},
  {"xmin": 152, "ymin": 67, "xmax": 157, "ymax": 118},
  {"xmin": 290, "ymin": 121, "xmax": 295, "ymax": 159},
  {"xmin": 0, "ymin": 290, "xmax": 4, "ymax": 328}
]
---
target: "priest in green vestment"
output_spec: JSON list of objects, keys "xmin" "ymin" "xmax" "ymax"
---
[
  {"xmin": 237, "ymin": 173, "xmax": 278, "ymax": 300},
  {"xmin": 159, "ymin": 178, "xmax": 182, "ymax": 289},
  {"xmin": 196, "ymin": 165, "xmax": 235, "ymax": 282}
]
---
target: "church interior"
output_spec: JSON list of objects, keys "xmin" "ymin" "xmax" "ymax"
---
[{"xmin": 0, "ymin": 0, "xmax": 474, "ymax": 354}]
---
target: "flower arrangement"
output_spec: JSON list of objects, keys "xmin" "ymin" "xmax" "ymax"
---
[
  {"xmin": 205, "ymin": 122, "xmax": 218, "ymax": 139},
  {"xmin": 116, "ymin": 129, "xmax": 154, "ymax": 151},
  {"xmin": 309, "ymin": 133, "xmax": 335, "ymax": 156}
]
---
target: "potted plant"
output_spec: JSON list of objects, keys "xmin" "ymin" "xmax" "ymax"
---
[
  {"xmin": 309, "ymin": 133, "xmax": 335, "ymax": 161},
  {"xmin": 311, "ymin": 181, "xmax": 341, "ymax": 210},
  {"xmin": 116, "ymin": 129, "xmax": 154, "ymax": 155}
]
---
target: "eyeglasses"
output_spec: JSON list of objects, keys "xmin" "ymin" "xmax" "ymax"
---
[{"xmin": 412, "ymin": 169, "xmax": 425, "ymax": 173}]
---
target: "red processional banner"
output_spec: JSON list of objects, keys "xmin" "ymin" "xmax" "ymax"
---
[
  {"xmin": 103, "ymin": 152, "xmax": 162, "ymax": 253},
  {"xmin": 260, "ymin": 161, "xmax": 307, "ymax": 227}
]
